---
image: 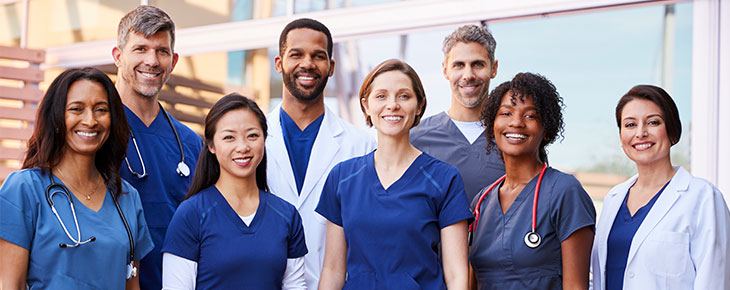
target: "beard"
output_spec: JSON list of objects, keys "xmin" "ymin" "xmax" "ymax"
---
[
  {"xmin": 282, "ymin": 67, "xmax": 329, "ymax": 102},
  {"xmin": 121, "ymin": 65, "xmax": 169, "ymax": 99},
  {"xmin": 454, "ymin": 80, "xmax": 489, "ymax": 108}
]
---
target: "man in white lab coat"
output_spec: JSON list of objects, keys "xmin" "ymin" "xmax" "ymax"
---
[{"xmin": 266, "ymin": 18, "xmax": 376, "ymax": 289}]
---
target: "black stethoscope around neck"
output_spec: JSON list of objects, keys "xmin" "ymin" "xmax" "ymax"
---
[
  {"xmin": 45, "ymin": 173, "xmax": 137, "ymax": 279},
  {"xmin": 469, "ymin": 162, "xmax": 547, "ymax": 248},
  {"xmin": 125, "ymin": 103, "xmax": 190, "ymax": 178}
]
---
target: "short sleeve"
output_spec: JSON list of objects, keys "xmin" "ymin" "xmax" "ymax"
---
[
  {"xmin": 315, "ymin": 163, "xmax": 343, "ymax": 226},
  {"xmin": 549, "ymin": 175, "xmax": 596, "ymax": 242},
  {"xmin": 126, "ymin": 184, "xmax": 155, "ymax": 261},
  {"xmin": 287, "ymin": 208, "xmax": 308, "ymax": 259},
  {"xmin": 0, "ymin": 171, "xmax": 38, "ymax": 250},
  {"xmin": 437, "ymin": 169, "xmax": 474, "ymax": 229},
  {"xmin": 162, "ymin": 199, "xmax": 201, "ymax": 261}
]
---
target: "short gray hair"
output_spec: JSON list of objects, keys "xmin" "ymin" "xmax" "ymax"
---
[
  {"xmin": 117, "ymin": 5, "xmax": 176, "ymax": 51},
  {"xmin": 442, "ymin": 24, "xmax": 496, "ymax": 64}
]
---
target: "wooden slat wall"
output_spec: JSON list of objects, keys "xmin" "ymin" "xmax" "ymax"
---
[{"xmin": 0, "ymin": 45, "xmax": 45, "ymax": 181}]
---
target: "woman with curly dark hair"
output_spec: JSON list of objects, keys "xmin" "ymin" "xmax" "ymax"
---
[
  {"xmin": 0, "ymin": 67, "xmax": 153, "ymax": 289},
  {"xmin": 468, "ymin": 73, "xmax": 596, "ymax": 289}
]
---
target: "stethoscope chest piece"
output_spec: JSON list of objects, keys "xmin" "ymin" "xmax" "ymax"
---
[
  {"xmin": 127, "ymin": 262, "xmax": 137, "ymax": 279},
  {"xmin": 524, "ymin": 231, "xmax": 542, "ymax": 248},
  {"xmin": 176, "ymin": 162, "xmax": 190, "ymax": 177}
]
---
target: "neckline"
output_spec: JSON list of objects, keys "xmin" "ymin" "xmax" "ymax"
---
[
  {"xmin": 368, "ymin": 151, "xmax": 425, "ymax": 193},
  {"xmin": 492, "ymin": 168, "xmax": 545, "ymax": 217},
  {"xmin": 50, "ymin": 173, "xmax": 109, "ymax": 214},
  {"xmin": 211, "ymin": 186, "xmax": 266, "ymax": 234}
]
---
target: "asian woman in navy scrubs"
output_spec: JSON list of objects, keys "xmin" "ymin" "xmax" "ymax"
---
[
  {"xmin": 317, "ymin": 59, "xmax": 473, "ymax": 289},
  {"xmin": 468, "ymin": 73, "xmax": 596, "ymax": 289},
  {"xmin": 161, "ymin": 94, "xmax": 307, "ymax": 290},
  {"xmin": 590, "ymin": 85, "xmax": 730, "ymax": 289}
]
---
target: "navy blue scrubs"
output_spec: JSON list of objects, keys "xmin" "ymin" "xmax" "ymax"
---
[
  {"xmin": 316, "ymin": 152, "xmax": 473, "ymax": 290},
  {"xmin": 162, "ymin": 186, "xmax": 307, "ymax": 289},
  {"xmin": 121, "ymin": 106, "xmax": 203, "ymax": 290}
]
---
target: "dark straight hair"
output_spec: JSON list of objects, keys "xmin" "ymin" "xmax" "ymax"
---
[
  {"xmin": 22, "ymin": 67, "xmax": 130, "ymax": 197},
  {"xmin": 615, "ymin": 84, "xmax": 682, "ymax": 145},
  {"xmin": 186, "ymin": 93, "xmax": 269, "ymax": 199}
]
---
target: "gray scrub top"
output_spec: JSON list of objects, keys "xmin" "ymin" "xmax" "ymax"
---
[{"xmin": 411, "ymin": 112, "xmax": 505, "ymax": 202}]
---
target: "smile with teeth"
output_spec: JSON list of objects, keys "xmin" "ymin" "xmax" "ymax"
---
[
  {"xmin": 383, "ymin": 116, "xmax": 403, "ymax": 122},
  {"xmin": 504, "ymin": 133, "xmax": 526, "ymax": 140},
  {"xmin": 633, "ymin": 143, "xmax": 654, "ymax": 150},
  {"xmin": 137, "ymin": 70, "xmax": 161, "ymax": 78},
  {"xmin": 233, "ymin": 157, "xmax": 252, "ymax": 165},
  {"xmin": 76, "ymin": 131, "xmax": 98, "ymax": 137}
]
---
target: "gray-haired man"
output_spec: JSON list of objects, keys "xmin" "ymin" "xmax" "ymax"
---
[{"xmin": 410, "ymin": 24, "xmax": 505, "ymax": 202}]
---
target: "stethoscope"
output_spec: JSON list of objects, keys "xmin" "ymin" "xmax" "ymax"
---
[
  {"xmin": 45, "ymin": 173, "xmax": 137, "ymax": 280},
  {"xmin": 469, "ymin": 162, "xmax": 547, "ymax": 249},
  {"xmin": 125, "ymin": 103, "xmax": 190, "ymax": 178}
]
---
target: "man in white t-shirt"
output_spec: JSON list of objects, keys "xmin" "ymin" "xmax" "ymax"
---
[{"xmin": 410, "ymin": 24, "xmax": 505, "ymax": 202}]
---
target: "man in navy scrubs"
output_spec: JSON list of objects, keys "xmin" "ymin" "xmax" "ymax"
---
[
  {"xmin": 112, "ymin": 6, "xmax": 203, "ymax": 289},
  {"xmin": 411, "ymin": 24, "xmax": 505, "ymax": 202},
  {"xmin": 266, "ymin": 18, "xmax": 375, "ymax": 289}
]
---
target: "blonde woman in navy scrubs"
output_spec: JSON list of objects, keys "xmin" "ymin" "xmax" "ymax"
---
[
  {"xmin": 469, "ymin": 73, "xmax": 596, "ymax": 289},
  {"xmin": 590, "ymin": 85, "xmax": 730, "ymax": 289},
  {"xmin": 317, "ymin": 59, "xmax": 473, "ymax": 289}
]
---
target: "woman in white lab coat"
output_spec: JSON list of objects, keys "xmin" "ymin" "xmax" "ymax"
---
[{"xmin": 590, "ymin": 84, "xmax": 730, "ymax": 290}]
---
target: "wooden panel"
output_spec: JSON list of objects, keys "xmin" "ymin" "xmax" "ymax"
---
[
  {"xmin": 0, "ymin": 127, "xmax": 34, "ymax": 140},
  {"xmin": 0, "ymin": 107, "xmax": 37, "ymax": 122},
  {"xmin": 0, "ymin": 86, "xmax": 44, "ymax": 102},
  {"xmin": 165, "ymin": 107, "xmax": 205, "ymax": 124},
  {"xmin": 167, "ymin": 75, "xmax": 224, "ymax": 93},
  {"xmin": 159, "ymin": 90, "xmax": 214, "ymax": 108},
  {"xmin": 0, "ymin": 66, "xmax": 44, "ymax": 83},
  {"xmin": 0, "ymin": 146, "xmax": 26, "ymax": 160},
  {"xmin": 0, "ymin": 46, "xmax": 45, "ymax": 63}
]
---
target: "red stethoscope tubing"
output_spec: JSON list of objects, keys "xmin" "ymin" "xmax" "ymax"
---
[{"xmin": 469, "ymin": 163, "xmax": 547, "ymax": 242}]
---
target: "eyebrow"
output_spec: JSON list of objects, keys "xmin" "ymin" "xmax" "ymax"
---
[{"xmin": 622, "ymin": 113, "xmax": 664, "ymax": 121}]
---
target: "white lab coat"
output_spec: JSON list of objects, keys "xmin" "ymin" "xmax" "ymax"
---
[
  {"xmin": 590, "ymin": 166, "xmax": 730, "ymax": 290},
  {"xmin": 266, "ymin": 105, "xmax": 376, "ymax": 289}
]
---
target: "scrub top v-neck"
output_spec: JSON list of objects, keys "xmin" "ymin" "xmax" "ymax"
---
[
  {"xmin": 316, "ymin": 151, "xmax": 473, "ymax": 290},
  {"xmin": 468, "ymin": 168, "xmax": 596, "ymax": 290},
  {"xmin": 163, "ymin": 186, "xmax": 307, "ymax": 289}
]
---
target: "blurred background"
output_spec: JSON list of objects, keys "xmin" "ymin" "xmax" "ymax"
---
[{"xmin": 2, "ymin": 0, "xmax": 728, "ymax": 215}]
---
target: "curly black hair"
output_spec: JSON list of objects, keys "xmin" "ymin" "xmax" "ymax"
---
[{"xmin": 480, "ymin": 72, "xmax": 564, "ymax": 163}]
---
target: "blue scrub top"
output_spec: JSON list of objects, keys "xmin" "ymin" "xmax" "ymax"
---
[
  {"xmin": 316, "ymin": 151, "xmax": 473, "ymax": 290},
  {"xmin": 605, "ymin": 182, "xmax": 668, "ymax": 290},
  {"xmin": 121, "ymin": 105, "xmax": 203, "ymax": 290},
  {"xmin": 280, "ymin": 108, "xmax": 324, "ymax": 194},
  {"xmin": 162, "ymin": 186, "xmax": 307, "ymax": 290},
  {"xmin": 468, "ymin": 168, "xmax": 596, "ymax": 290},
  {"xmin": 0, "ymin": 168, "xmax": 154, "ymax": 290}
]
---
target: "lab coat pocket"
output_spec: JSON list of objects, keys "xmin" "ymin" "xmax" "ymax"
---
[{"xmin": 645, "ymin": 231, "xmax": 689, "ymax": 277}]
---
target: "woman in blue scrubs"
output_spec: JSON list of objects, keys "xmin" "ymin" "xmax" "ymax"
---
[
  {"xmin": 317, "ymin": 59, "xmax": 473, "ymax": 289},
  {"xmin": 0, "ymin": 67, "xmax": 154, "ymax": 289},
  {"xmin": 590, "ymin": 85, "xmax": 730, "ymax": 289},
  {"xmin": 161, "ymin": 93, "xmax": 307, "ymax": 290},
  {"xmin": 469, "ymin": 73, "xmax": 596, "ymax": 289}
]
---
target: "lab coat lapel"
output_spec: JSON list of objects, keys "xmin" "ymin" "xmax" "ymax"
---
[
  {"xmin": 298, "ymin": 106, "xmax": 342, "ymax": 207},
  {"xmin": 625, "ymin": 167, "xmax": 689, "ymax": 267},
  {"xmin": 596, "ymin": 175, "xmax": 635, "ymax": 278},
  {"xmin": 267, "ymin": 106, "xmax": 298, "ymax": 202}
]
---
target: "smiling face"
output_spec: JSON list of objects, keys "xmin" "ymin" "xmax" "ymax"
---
[
  {"xmin": 443, "ymin": 41, "xmax": 497, "ymax": 109},
  {"xmin": 64, "ymin": 80, "xmax": 111, "ymax": 157},
  {"xmin": 275, "ymin": 28, "xmax": 334, "ymax": 102},
  {"xmin": 619, "ymin": 98, "xmax": 672, "ymax": 167},
  {"xmin": 208, "ymin": 108, "xmax": 265, "ymax": 182},
  {"xmin": 362, "ymin": 70, "xmax": 421, "ymax": 138},
  {"xmin": 493, "ymin": 91, "xmax": 544, "ymax": 160},
  {"xmin": 113, "ymin": 30, "xmax": 178, "ymax": 99}
]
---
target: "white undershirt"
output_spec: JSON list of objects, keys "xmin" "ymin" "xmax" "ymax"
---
[
  {"xmin": 450, "ymin": 118, "xmax": 485, "ymax": 144},
  {"xmin": 161, "ymin": 211, "xmax": 306, "ymax": 290}
]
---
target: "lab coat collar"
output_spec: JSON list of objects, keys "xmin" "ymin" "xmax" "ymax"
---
[
  {"xmin": 267, "ymin": 103, "xmax": 343, "ymax": 207},
  {"xmin": 596, "ymin": 166, "xmax": 690, "ymax": 285}
]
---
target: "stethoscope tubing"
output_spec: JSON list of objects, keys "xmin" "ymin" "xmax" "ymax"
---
[
  {"xmin": 125, "ymin": 103, "xmax": 187, "ymax": 178},
  {"xmin": 45, "ymin": 173, "xmax": 135, "ymax": 273},
  {"xmin": 469, "ymin": 163, "xmax": 547, "ymax": 246}
]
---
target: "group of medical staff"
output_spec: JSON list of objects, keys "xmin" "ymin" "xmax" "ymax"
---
[{"xmin": 1, "ymin": 4, "xmax": 730, "ymax": 290}]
